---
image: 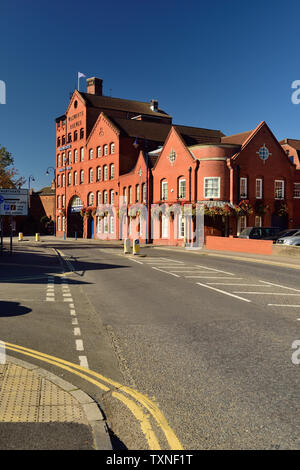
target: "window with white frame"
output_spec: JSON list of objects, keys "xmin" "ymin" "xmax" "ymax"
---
[
  {"xmin": 103, "ymin": 191, "xmax": 108, "ymax": 204},
  {"xmin": 97, "ymin": 146, "xmax": 101, "ymax": 158},
  {"xmin": 57, "ymin": 154, "xmax": 61, "ymax": 167},
  {"xmin": 136, "ymin": 184, "xmax": 140, "ymax": 202},
  {"xmin": 68, "ymin": 151, "xmax": 72, "ymax": 164},
  {"xmin": 80, "ymin": 170, "xmax": 84, "ymax": 184},
  {"xmin": 238, "ymin": 215, "xmax": 247, "ymax": 235},
  {"xmin": 80, "ymin": 147, "xmax": 84, "ymax": 161},
  {"xmin": 57, "ymin": 175, "xmax": 60, "ymax": 187},
  {"xmin": 103, "ymin": 165, "xmax": 108, "ymax": 180},
  {"xmin": 57, "ymin": 216, "xmax": 61, "ymax": 231},
  {"xmin": 104, "ymin": 145, "xmax": 108, "ymax": 156},
  {"xmin": 110, "ymin": 143, "xmax": 115, "ymax": 154},
  {"xmin": 57, "ymin": 195, "xmax": 60, "ymax": 208},
  {"xmin": 256, "ymin": 179, "xmax": 262, "ymax": 199},
  {"xmin": 89, "ymin": 168, "xmax": 93, "ymax": 183},
  {"xmin": 161, "ymin": 181, "xmax": 168, "ymax": 200},
  {"xmin": 110, "ymin": 216, "xmax": 115, "ymax": 234},
  {"xmin": 62, "ymin": 153, "xmax": 66, "ymax": 165},
  {"xmin": 74, "ymin": 149, "xmax": 78, "ymax": 163},
  {"xmin": 129, "ymin": 186, "xmax": 132, "ymax": 204},
  {"xmin": 104, "ymin": 216, "xmax": 108, "ymax": 233},
  {"xmin": 74, "ymin": 171, "xmax": 77, "ymax": 185},
  {"xmin": 89, "ymin": 149, "xmax": 93, "ymax": 160},
  {"xmin": 110, "ymin": 190, "xmax": 114, "ymax": 204},
  {"xmin": 97, "ymin": 166, "xmax": 101, "ymax": 181},
  {"xmin": 294, "ymin": 183, "xmax": 300, "ymax": 198},
  {"xmin": 204, "ymin": 177, "xmax": 220, "ymax": 198},
  {"xmin": 97, "ymin": 191, "xmax": 101, "ymax": 205},
  {"xmin": 240, "ymin": 177, "xmax": 247, "ymax": 198},
  {"xmin": 110, "ymin": 164, "xmax": 115, "ymax": 179},
  {"xmin": 178, "ymin": 178, "xmax": 186, "ymax": 199},
  {"xmin": 68, "ymin": 172, "xmax": 71, "ymax": 186},
  {"xmin": 62, "ymin": 194, "xmax": 65, "ymax": 208},
  {"xmin": 178, "ymin": 213, "xmax": 185, "ymax": 238},
  {"xmin": 275, "ymin": 180, "xmax": 284, "ymax": 199},
  {"xmin": 62, "ymin": 216, "xmax": 65, "ymax": 231},
  {"xmin": 123, "ymin": 187, "xmax": 127, "ymax": 203},
  {"xmin": 88, "ymin": 193, "xmax": 94, "ymax": 206},
  {"xmin": 62, "ymin": 173, "xmax": 65, "ymax": 187},
  {"xmin": 142, "ymin": 183, "xmax": 146, "ymax": 202},
  {"xmin": 255, "ymin": 216, "xmax": 262, "ymax": 227}
]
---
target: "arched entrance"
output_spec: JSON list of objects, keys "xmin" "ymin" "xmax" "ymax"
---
[{"xmin": 67, "ymin": 196, "xmax": 83, "ymax": 238}]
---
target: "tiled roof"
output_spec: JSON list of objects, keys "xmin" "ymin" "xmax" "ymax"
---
[
  {"xmin": 79, "ymin": 92, "xmax": 171, "ymax": 119},
  {"xmin": 174, "ymin": 125, "xmax": 224, "ymax": 146},
  {"xmin": 108, "ymin": 116, "xmax": 172, "ymax": 143},
  {"xmin": 221, "ymin": 130, "xmax": 253, "ymax": 145},
  {"xmin": 280, "ymin": 138, "xmax": 300, "ymax": 150}
]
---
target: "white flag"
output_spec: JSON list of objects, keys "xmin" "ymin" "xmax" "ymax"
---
[{"xmin": 78, "ymin": 72, "xmax": 86, "ymax": 79}]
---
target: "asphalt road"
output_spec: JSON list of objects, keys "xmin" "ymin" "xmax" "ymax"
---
[{"xmin": 1, "ymin": 239, "xmax": 300, "ymax": 449}]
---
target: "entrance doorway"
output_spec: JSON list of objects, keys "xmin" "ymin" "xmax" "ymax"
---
[{"xmin": 67, "ymin": 196, "xmax": 83, "ymax": 238}]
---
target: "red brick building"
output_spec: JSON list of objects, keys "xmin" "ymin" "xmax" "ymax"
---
[{"xmin": 55, "ymin": 77, "xmax": 300, "ymax": 244}]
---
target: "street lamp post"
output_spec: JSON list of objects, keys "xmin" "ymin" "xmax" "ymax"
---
[
  {"xmin": 28, "ymin": 175, "xmax": 35, "ymax": 209},
  {"xmin": 61, "ymin": 155, "xmax": 72, "ymax": 240},
  {"xmin": 133, "ymin": 137, "xmax": 149, "ymax": 244},
  {"xmin": 46, "ymin": 166, "xmax": 56, "ymax": 236}
]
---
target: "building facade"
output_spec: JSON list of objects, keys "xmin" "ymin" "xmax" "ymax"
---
[{"xmin": 55, "ymin": 77, "xmax": 300, "ymax": 244}]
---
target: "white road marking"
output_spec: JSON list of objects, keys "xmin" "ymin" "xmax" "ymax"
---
[
  {"xmin": 185, "ymin": 276, "xmax": 244, "ymax": 279},
  {"xmin": 0, "ymin": 341, "xmax": 6, "ymax": 364},
  {"xmin": 79, "ymin": 356, "xmax": 89, "ymax": 368},
  {"xmin": 76, "ymin": 340, "xmax": 84, "ymax": 351},
  {"xmin": 152, "ymin": 267, "xmax": 180, "ymax": 277},
  {"xmin": 196, "ymin": 282, "xmax": 251, "ymax": 302},
  {"xmin": 268, "ymin": 304, "xmax": 300, "ymax": 307},
  {"xmin": 63, "ymin": 293, "xmax": 72, "ymax": 297},
  {"xmin": 159, "ymin": 258, "xmax": 185, "ymax": 264},
  {"xmin": 46, "ymin": 298, "xmax": 55, "ymax": 302},
  {"xmin": 196, "ymin": 265, "xmax": 234, "ymax": 275},
  {"xmin": 207, "ymin": 283, "xmax": 270, "ymax": 286},
  {"xmin": 64, "ymin": 297, "xmax": 73, "ymax": 302},
  {"xmin": 129, "ymin": 258, "xmax": 144, "ymax": 264},
  {"xmin": 74, "ymin": 327, "xmax": 81, "ymax": 336},
  {"xmin": 72, "ymin": 318, "xmax": 78, "ymax": 325},
  {"xmin": 46, "ymin": 292, "xmax": 55, "ymax": 296},
  {"xmin": 233, "ymin": 292, "xmax": 300, "ymax": 296},
  {"xmin": 259, "ymin": 280, "xmax": 300, "ymax": 293},
  {"xmin": 69, "ymin": 303, "xmax": 75, "ymax": 309},
  {"xmin": 70, "ymin": 309, "xmax": 76, "ymax": 316}
]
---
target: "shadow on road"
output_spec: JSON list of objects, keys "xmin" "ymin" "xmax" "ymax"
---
[{"xmin": 0, "ymin": 301, "xmax": 32, "ymax": 317}]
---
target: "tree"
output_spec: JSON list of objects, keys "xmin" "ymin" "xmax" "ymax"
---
[{"xmin": 0, "ymin": 145, "xmax": 25, "ymax": 188}]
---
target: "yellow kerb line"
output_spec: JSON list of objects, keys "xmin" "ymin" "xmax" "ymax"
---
[{"xmin": 4, "ymin": 342, "xmax": 183, "ymax": 450}]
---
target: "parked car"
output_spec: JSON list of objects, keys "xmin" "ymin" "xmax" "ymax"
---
[
  {"xmin": 238, "ymin": 227, "xmax": 282, "ymax": 240},
  {"xmin": 276, "ymin": 230, "xmax": 300, "ymax": 246},
  {"xmin": 273, "ymin": 228, "xmax": 300, "ymax": 243}
]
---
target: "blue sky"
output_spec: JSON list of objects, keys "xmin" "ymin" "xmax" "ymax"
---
[{"xmin": 1, "ymin": 0, "xmax": 300, "ymax": 190}]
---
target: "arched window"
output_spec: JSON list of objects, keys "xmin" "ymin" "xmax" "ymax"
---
[
  {"xmin": 142, "ymin": 183, "xmax": 146, "ymax": 202},
  {"xmin": 80, "ymin": 147, "xmax": 84, "ymax": 161},
  {"xmin": 110, "ymin": 164, "xmax": 115, "ymax": 179},
  {"xmin": 57, "ymin": 175, "xmax": 60, "ymax": 187},
  {"xmin": 89, "ymin": 168, "xmax": 93, "ymax": 183},
  {"xmin": 110, "ymin": 142, "xmax": 115, "ymax": 154},
  {"xmin": 62, "ymin": 173, "xmax": 65, "ymax": 187},
  {"xmin": 97, "ymin": 191, "xmax": 101, "ymax": 205},
  {"xmin": 128, "ymin": 186, "xmax": 132, "ymax": 204},
  {"xmin": 80, "ymin": 170, "xmax": 84, "ymax": 184},
  {"xmin": 96, "ymin": 166, "xmax": 101, "ymax": 181},
  {"xmin": 74, "ymin": 149, "xmax": 78, "ymax": 163},
  {"xmin": 88, "ymin": 193, "xmax": 94, "ymax": 206},
  {"xmin": 104, "ymin": 144, "xmax": 108, "ymax": 156},
  {"xmin": 110, "ymin": 190, "xmax": 114, "ymax": 204},
  {"xmin": 57, "ymin": 154, "xmax": 61, "ymax": 167},
  {"xmin": 57, "ymin": 137, "xmax": 60, "ymax": 147},
  {"xmin": 68, "ymin": 172, "xmax": 71, "ymax": 186},
  {"xmin": 68, "ymin": 133, "xmax": 72, "ymax": 143},
  {"xmin": 103, "ymin": 165, "xmax": 108, "ymax": 181},
  {"xmin": 178, "ymin": 177, "xmax": 186, "ymax": 199},
  {"xmin": 97, "ymin": 146, "xmax": 101, "ymax": 158},
  {"xmin": 161, "ymin": 180, "xmax": 168, "ymax": 200},
  {"xmin": 74, "ymin": 130, "xmax": 78, "ymax": 141},
  {"xmin": 74, "ymin": 171, "xmax": 77, "ymax": 185},
  {"xmin": 136, "ymin": 184, "xmax": 140, "ymax": 202},
  {"xmin": 103, "ymin": 191, "xmax": 108, "ymax": 204},
  {"xmin": 57, "ymin": 195, "xmax": 60, "ymax": 208},
  {"xmin": 89, "ymin": 148, "xmax": 93, "ymax": 160},
  {"xmin": 80, "ymin": 128, "xmax": 84, "ymax": 139}
]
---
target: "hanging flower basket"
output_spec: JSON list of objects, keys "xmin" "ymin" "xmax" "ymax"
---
[
  {"xmin": 235, "ymin": 200, "xmax": 253, "ymax": 216},
  {"xmin": 255, "ymin": 201, "xmax": 270, "ymax": 216},
  {"xmin": 274, "ymin": 200, "xmax": 288, "ymax": 216}
]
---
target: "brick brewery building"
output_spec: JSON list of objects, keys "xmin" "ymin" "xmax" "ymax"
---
[{"xmin": 55, "ymin": 77, "xmax": 300, "ymax": 244}]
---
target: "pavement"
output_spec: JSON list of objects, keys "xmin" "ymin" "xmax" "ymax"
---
[{"xmin": 0, "ymin": 241, "xmax": 112, "ymax": 450}]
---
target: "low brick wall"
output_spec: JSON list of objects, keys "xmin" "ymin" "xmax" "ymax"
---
[{"xmin": 205, "ymin": 236, "xmax": 273, "ymax": 255}]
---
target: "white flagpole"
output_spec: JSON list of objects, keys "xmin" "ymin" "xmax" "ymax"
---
[{"xmin": 78, "ymin": 74, "xmax": 80, "ymax": 91}]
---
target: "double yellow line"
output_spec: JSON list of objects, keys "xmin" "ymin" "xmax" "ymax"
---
[{"xmin": 4, "ymin": 341, "xmax": 183, "ymax": 451}]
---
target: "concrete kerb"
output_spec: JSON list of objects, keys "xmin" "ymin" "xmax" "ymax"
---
[{"xmin": 4, "ymin": 354, "xmax": 113, "ymax": 450}]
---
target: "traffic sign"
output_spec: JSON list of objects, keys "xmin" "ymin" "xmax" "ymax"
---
[{"xmin": 0, "ymin": 189, "xmax": 28, "ymax": 216}]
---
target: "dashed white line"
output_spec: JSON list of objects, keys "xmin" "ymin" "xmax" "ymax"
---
[
  {"xmin": 71, "ymin": 317, "xmax": 78, "ymax": 324},
  {"xmin": 129, "ymin": 258, "xmax": 144, "ymax": 264},
  {"xmin": 207, "ymin": 283, "xmax": 267, "ymax": 286},
  {"xmin": 196, "ymin": 282, "xmax": 251, "ymax": 302},
  {"xmin": 79, "ymin": 356, "xmax": 89, "ymax": 369},
  {"xmin": 74, "ymin": 327, "xmax": 81, "ymax": 336},
  {"xmin": 185, "ymin": 276, "xmax": 244, "ymax": 279},
  {"xmin": 195, "ymin": 265, "xmax": 234, "ymax": 275},
  {"xmin": 259, "ymin": 280, "xmax": 300, "ymax": 293},
  {"xmin": 70, "ymin": 309, "xmax": 76, "ymax": 316},
  {"xmin": 152, "ymin": 267, "xmax": 180, "ymax": 277},
  {"xmin": 233, "ymin": 292, "xmax": 300, "ymax": 296},
  {"xmin": 268, "ymin": 304, "xmax": 300, "ymax": 307},
  {"xmin": 75, "ymin": 339, "xmax": 84, "ymax": 351}
]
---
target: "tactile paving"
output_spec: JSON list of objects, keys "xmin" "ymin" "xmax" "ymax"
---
[{"xmin": 0, "ymin": 364, "xmax": 87, "ymax": 423}]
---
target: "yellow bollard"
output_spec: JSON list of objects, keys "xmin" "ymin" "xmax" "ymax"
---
[
  {"xmin": 18, "ymin": 232, "xmax": 23, "ymax": 241},
  {"xmin": 132, "ymin": 238, "xmax": 140, "ymax": 255},
  {"xmin": 35, "ymin": 233, "xmax": 40, "ymax": 242}
]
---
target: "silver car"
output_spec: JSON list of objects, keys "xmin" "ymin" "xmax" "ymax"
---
[{"xmin": 276, "ymin": 230, "xmax": 300, "ymax": 246}]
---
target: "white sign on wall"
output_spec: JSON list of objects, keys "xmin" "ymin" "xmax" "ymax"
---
[{"xmin": 0, "ymin": 189, "xmax": 28, "ymax": 216}]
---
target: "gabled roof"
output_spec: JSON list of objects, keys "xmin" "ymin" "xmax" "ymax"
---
[
  {"xmin": 107, "ymin": 116, "xmax": 172, "ymax": 143},
  {"xmin": 221, "ymin": 130, "xmax": 253, "ymax": 145},
  {"xmin": 78, "ymin": 92, "xmax": 172, "ymax": 119},
  {"xmin": 174, "ymin": 124, "xmax": 224, "ymax": 146},
  {"xmin": 280, "ymin": 138, "xmax": 300, "ymax": 150}
]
